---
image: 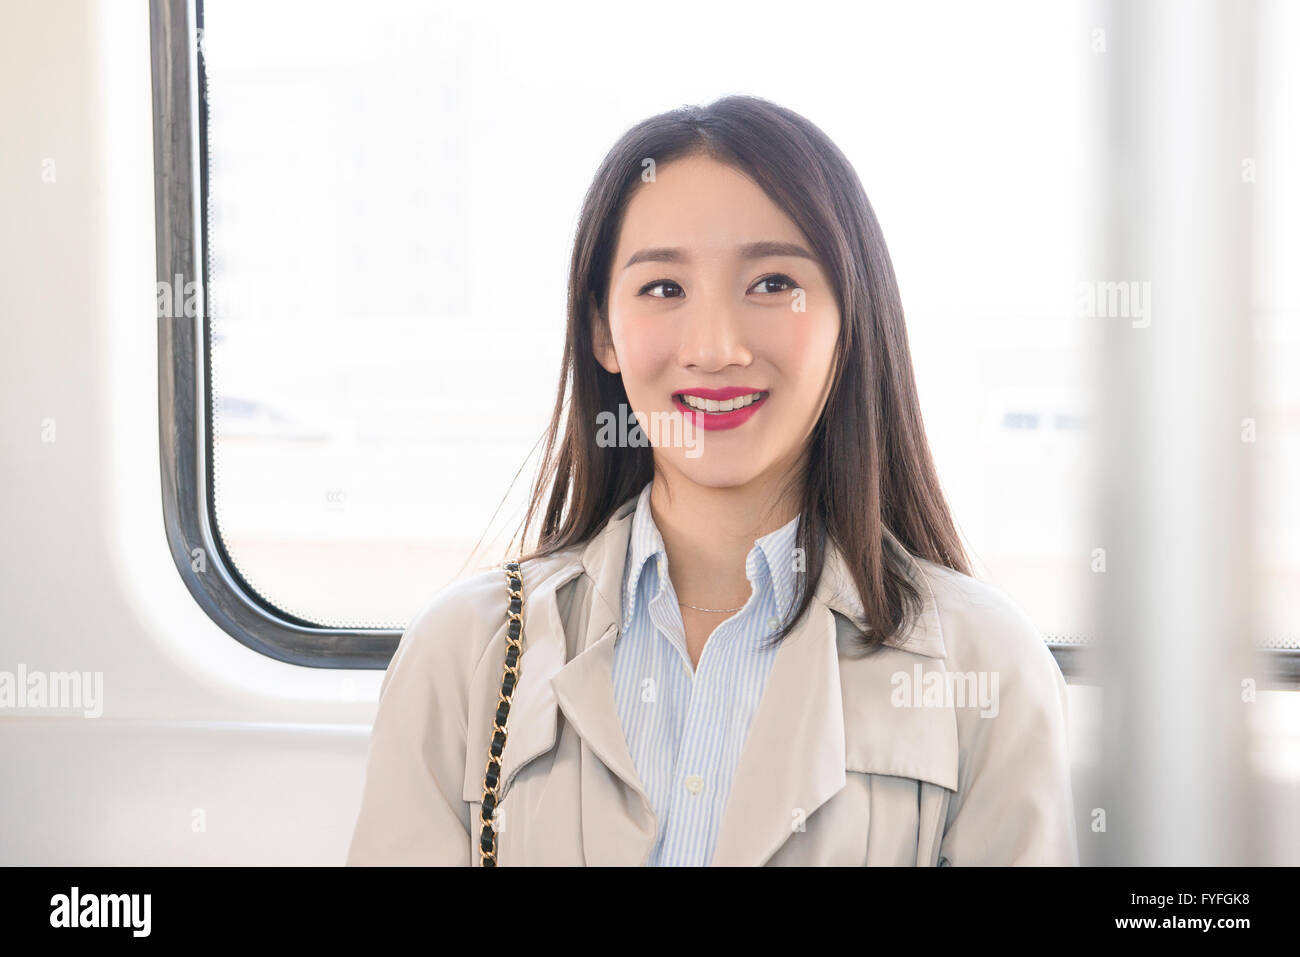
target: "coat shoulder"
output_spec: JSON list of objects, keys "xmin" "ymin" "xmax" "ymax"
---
[
  {"xmin": 910, "ymin": 557, "xmax": 1063, "ymax": 685},
  {"xmin": 392, "ymin": 548, "xmax": 584, "ymax": 687},
  {"xmin": 388, "ymin": 567, "xmax": 505, "ymax": 693}
]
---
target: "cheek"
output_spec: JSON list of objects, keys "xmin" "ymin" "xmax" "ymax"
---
[
  {"xmin": 763, "ymin": 308, "xmax": 840, "ymax": 398},
  {"xmin": 611, "ymin": 316, "xmax": 676, "ymax": 390}
]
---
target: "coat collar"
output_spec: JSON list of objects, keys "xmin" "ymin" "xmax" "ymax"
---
[
  {"xmin": 575, "ymin": 492, "xmax": 948, "ymax": 659},
  {"xmin": 462, "ymin": 492, "xmax": 959, "ymax": 865}
]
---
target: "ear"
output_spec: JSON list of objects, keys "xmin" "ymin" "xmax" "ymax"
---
[{"xmin": 590, "ymin": 293, "xmax": 621, "ymax": 374}]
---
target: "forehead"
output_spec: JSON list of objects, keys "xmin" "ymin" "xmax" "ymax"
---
[{"xmin": 614, "ymin": 154, "xmax": 805, "ymax": 256}]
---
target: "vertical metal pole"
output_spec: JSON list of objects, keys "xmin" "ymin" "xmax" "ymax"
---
[{"xmin": 1094, "ymin": 0, "xmax": 1261, "ymax": 864}]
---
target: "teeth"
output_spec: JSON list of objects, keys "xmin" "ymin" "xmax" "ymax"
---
[{"xmin": 679, "ymin": 391, "xmax": 765, "ymax": 413}]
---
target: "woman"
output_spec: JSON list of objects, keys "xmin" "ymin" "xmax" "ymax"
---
[{"xmin": 347, "ymin": 95, "xmax": 1078, "ymax": 866}]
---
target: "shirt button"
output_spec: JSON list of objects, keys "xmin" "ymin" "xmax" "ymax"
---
[
  {"xmin": 684, "ymin": 775, "xmax": 704, "ymax": 795},
  {"xmin": 681, "ymin": 661, "xmax": 692, "ymax": 677},
  {"xmin": 766, "ymin": 616, "xmax": 780, "ymax": 632}
]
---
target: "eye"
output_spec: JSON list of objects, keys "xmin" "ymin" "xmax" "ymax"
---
[
  {"xmin": 750, "ymin": 273, "xmax": 798, "ymax": 295},
  {"xmin": 638, "ymin": 279, "xmax": 684, "ymax": 299}
]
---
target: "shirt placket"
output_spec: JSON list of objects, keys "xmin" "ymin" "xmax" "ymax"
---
[
  {"xmin": 664, "ymin": 625, "xmax": 736, "ymax": 866},
  {"xmin": 653, "ymin": 562, "xmax": 759, "ymax": 866},
  {"xmin": 641, "ymin": 556, "xmax": 691, "ymax": 864}
]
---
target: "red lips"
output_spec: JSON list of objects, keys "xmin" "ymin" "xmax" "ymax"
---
[{"xmin": 671, "ymin": 387, "xmax": 769, "ymax": 431}]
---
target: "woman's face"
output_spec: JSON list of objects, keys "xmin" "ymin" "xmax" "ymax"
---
[{"xmin": 594, "ymin": 153, "xmax": 841, "ymax": 493}]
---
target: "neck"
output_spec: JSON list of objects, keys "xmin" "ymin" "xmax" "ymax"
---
[{"xmin": 648, "ymin": 466, "xmax": 803, "ymax": 610}]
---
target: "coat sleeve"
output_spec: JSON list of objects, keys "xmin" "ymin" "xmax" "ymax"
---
[
  {"xmin": 346, "ymin": 576, "xmax": 494, "ymax": 866},
  {"xmin": 937, "ymin": 596, "xmax": 1080, "ymax": 866}
]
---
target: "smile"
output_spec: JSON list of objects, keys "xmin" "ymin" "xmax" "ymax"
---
[{"xmin": 671, "ymin": 388, "xmax": 769, "ymax": 431}]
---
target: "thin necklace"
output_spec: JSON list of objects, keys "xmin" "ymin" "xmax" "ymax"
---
[{"xmin": 677, "ymin": 598, "xmax": 745, "ymax": 613}]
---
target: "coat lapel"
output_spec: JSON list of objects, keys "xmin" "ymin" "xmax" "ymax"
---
[
  {"xmin": 826, "ymin": 526, "xmax": 958, "ymax": 790},
  {"xmin": 551, "ymin": 621, "xmax": 660, "ymax": 864},
  {"xmin": 460, "ymin": 556, "xmax": 579, "ymax": 809},
  {"xmin": 712, "ymin": 525, "xmax": 959, "ymax": 865},
  {"xmin": 547, "ymin": 496, "xmax": 661, "ymax": 864},
  {"xmin": 709, "ymin": 596, "xmax": 847, "ymax": 865}
]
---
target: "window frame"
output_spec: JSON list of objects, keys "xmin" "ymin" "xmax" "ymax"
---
[{"xmin": 150, "ymin": 0, "xmax": 398, "ymax": 668}]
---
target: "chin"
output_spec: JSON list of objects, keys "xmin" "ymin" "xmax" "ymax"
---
[{"xmin": 661, "ymin": 454, "xmax": 769, "ymax": 490}]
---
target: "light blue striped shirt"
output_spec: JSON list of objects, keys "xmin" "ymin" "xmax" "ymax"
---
[{"xmin": 610, "ymin": 481, "xmax": 802, "ymax": 866}]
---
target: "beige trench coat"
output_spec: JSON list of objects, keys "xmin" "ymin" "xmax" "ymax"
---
[{"xmin": 347, "ymin": 495, "xmax": 1079, "ymax": 866}]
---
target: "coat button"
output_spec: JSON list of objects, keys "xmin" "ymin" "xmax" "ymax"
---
[{"xmin": 684, "ymin": 774, "xmax": 704, "ymax": 795}]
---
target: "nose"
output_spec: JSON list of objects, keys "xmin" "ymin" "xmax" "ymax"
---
[{"xmin": 676, "ymin": 284, "xmax": 753, "ymax": 372}]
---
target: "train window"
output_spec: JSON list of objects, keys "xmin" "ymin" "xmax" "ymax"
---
[
  {"xmin": 151, "ymin": 0, "xmax": 1297, "ymax": 674},
  {"xmin": 196, "ymin": 1, "xmax": 529, "ymax": 633}
]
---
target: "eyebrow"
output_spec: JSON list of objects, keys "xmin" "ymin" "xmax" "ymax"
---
[{"xmin": 622, "ymin": 240, "xmax": 816, "ymax": 269}]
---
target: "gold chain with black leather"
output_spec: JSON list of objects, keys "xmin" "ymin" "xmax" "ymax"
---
[{"xmin": 479, "ymin": 559, "xmax": 524, "ymax": 867}]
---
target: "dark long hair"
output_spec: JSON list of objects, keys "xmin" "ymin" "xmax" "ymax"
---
[{"xmin": 509, "ymin": 94, "xmax": 970, "ymax": 652}]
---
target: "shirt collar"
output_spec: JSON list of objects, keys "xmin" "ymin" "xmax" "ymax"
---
[
  {"xmin": 575, "ymin": 489, "xmax": 946, "ymax": 658},
  {"xmin": 620, "ymin": 481, "xmax": 803, "ymax": 632},
  {"xmin": 621, "ymin": 482, "xmax": 665, "ymax": 632},
  {"xmin": 753, "ymin": 510, "xmax": 801, "ymax": 624}
]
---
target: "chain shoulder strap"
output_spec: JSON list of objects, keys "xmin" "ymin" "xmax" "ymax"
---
[{"xmin": 479, "ymin": 558, "xmax": 525, "ymax": 867}]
